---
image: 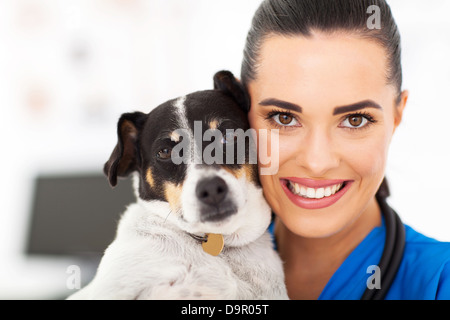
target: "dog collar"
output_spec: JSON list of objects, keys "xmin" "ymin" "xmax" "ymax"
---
[{"xmin": 189, "ymin": 233, "xmax": 224, "ymax": 256}]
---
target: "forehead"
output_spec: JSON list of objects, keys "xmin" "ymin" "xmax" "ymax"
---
[
  {"xmin": 253, "ymin": 32, "xmax": 391, "ymax": 108},
  {"xmin": 142, "ymin": 90, "xmax": 248, "ymax": 141},
  {"xmin": 182, "ymin": 91, "xmax": 247, "ymax": 127},
  {"xmin": 151, "ymin": 91, "xmax": 246, "ymax": 130}
]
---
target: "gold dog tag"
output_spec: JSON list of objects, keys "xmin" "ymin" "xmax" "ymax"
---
[{"xmin": 201, "ymin": 233, "xmax": 224, "ymax": 256}]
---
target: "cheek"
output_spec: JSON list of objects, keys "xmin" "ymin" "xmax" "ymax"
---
[
  {"xmin": 342, "ymin": 132, "xmax": 391, "ymax": 184},
  {"xmin": 248, "ymin": 111, "xmax": 296, "ymax": 171},
  {"xmin": 248, "ymin": 111, "xmax": 273, "ymax": 169},
  {"xmin": 259, "ymin": 172, "xmax": 282, "ymax": 215},
  {"xmin": 164, "ymin": 182, "xmax": 183, "ymax": 212}
]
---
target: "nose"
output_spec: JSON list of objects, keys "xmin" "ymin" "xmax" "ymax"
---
[
  {"xmin": 297, "ymin": 129, "xmax": 339, "ymax": 176},
  {"xmin": 196, "ymin": 176, "xmax": 228, "ymax": 206}
]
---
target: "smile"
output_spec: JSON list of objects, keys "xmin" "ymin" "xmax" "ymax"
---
[
  {"xmin": 288, "ymin": 180, "xmax": 344, "ymax": 199},
  {"xmin": 280, "ymin": 178, "xmax": 353, "ymax": 210}
]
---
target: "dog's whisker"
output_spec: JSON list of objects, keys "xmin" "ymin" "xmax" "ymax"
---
[{"xmin": 163, "ymin": 210, "xmax": 172, "ymax": 223}]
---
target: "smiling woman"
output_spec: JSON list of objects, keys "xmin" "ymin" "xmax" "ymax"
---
[
  {"xmin": 241, "ymin": 0, "xmax": 450, "ymax": 300},
  {"xmin": 249, "ymin": 32, "xmax": 405, "ymax": 242}
]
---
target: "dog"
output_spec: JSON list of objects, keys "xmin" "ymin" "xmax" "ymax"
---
[{"xmin": 67, "ymin": 70, "xmax": 288, "ymax": 300}]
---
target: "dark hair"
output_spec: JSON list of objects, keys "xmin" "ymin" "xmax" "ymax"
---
[
  {"xmin": 241, "ymin": 0, "xmax": 402, "ymax": 103},
  {"xmin": 241, "ymin": 0, "xmax": 401, "ymax": 199}
]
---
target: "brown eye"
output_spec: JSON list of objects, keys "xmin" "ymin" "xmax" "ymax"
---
[
  {"xmin": 157, "ymin": 148, "xmax": 172, "ymax": 160},
  {"xmin": 273, "ymin": 113, "xmax": 298, "ymax": 126},
  {"xmin": 349, "ymin": 115, "xmax": 363, "ymax": 127},
  {"xmin": 279, "ymin": 114, "xmax": 293, "ymax": 125},
  {"xmin": 341, "ymin": 114, "xmax": 370, "ymax": 129},
  {"xmin": 221, "ymin": 131, "xmax": 237, "ymax": 144},
  {"xmin": 268, "ymin": 111, "xmax": 299, "ymax": 127}
]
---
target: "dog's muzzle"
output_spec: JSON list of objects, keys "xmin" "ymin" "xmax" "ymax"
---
[{"xmin": 196, "ymin": 176, "xmax": 237, "ymax": 222}]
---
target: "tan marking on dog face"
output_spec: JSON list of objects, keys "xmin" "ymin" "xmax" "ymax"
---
[
  {"xmin": 170, "ymin": 131, "xmax": 181, "ymax": 142},
  {"xmin": 223, "ymin": 164, "xmax": 257, "ymax": 182},
  {"xmin": 238, "ymin": 164, "xmax": 256, "ymax": 180},
  {"xmin": 242, "ymin": 164, "xmax": 257, "ymax": 180},
  {"xmin": 164, "ymin": 182, "xmax": 183, "ymax": 211},
  {"xmin": 146, "ymin": 168, "xmax": 155, "ymax": 188},
  {"xmin": 209, "ymin": 119, "xmax": 219, "ymax": 130},
  {"xmin": 222, "ymin": 166, "xmax": 240, "ymax": 179}
]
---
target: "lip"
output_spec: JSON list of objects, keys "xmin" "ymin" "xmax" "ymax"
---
[{"xmin": 280, "ymin": 178, "xmax": 354, "ymax": 210}]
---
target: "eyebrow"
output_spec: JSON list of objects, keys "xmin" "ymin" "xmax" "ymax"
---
[
  {"xmin": 333, "ymin": 100, "xmax": 382, "ymax": 115},
  {"xmin": 259, "ymin": 98, "xmax": 302, "ymax": 113},
  {"xmin": 259, "ymin": 98, "xmax": 382, "ymax": 116}
]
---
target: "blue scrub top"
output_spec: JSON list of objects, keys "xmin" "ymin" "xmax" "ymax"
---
[{"xmin": 269, "ymin": 218, "xmax": 450, "ymax": 299}]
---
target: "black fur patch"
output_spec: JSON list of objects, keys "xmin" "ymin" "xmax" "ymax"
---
[{"xmin": 104, "ymin": 70, "xmax": 257, "ymax": 202}]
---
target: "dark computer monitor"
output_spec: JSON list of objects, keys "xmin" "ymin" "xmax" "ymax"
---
[{"xmin": 25, "ymin": 172, "xmax": 135, "ymax": 258}]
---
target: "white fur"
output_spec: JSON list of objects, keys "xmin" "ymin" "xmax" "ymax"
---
[
  {"xmin": 179, "ymin": 166, "xmax": 254, "ymax": 239},
  {"xmin": 68, "ymin": 94, "xmax": 287, "ymax": 300},
  {"xmin": 67, "ymin": 169, "xmax": 287, "ymax": 300}
]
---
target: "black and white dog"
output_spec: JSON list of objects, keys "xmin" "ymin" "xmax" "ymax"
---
[{"xmin": 68, "ymin": 71, "xmax": 287, "ymax": 300}]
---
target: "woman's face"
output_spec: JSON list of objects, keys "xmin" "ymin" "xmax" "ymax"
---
[{"xmin": 247, "ymin": 32, "xmax": 407, "ymax": 238}]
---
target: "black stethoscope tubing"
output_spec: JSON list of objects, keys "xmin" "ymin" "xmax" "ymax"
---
[
  {"xmin": 361, "ymin": 193, "xmax": 406, "ymax": 300},
  {"xmin": 271, "ymin": 191, "xmax": 405, "ymax": 300}
]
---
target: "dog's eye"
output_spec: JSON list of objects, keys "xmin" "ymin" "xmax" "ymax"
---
[
  {"xmin": 157, "ymin": 148, "xmax": 172, "ymax": 160},
  {"xmin": 221, "ymin": 131, "xmax": 237, "ymax": 144}
]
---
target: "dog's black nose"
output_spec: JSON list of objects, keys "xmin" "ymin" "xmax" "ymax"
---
[{"xmin": 196, "ymin": 177, "xmax": 228, "ymax": 206}]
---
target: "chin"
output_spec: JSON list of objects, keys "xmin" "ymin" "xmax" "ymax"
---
[{"xmin": 275, "ymin": 195, "xmax": 365, "ymax": 239}]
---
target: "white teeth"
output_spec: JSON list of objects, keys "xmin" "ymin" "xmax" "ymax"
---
[
  {"xmin": 315, "ymin": 188, "xmax": 325, "ymax": 199},
  {"xmin": 288, "ymin": 181, "xmax": 345, "ymax": 199},
  {"xmin": 306, "ymin": 188, "xmax": 315, "ymax": 198},
  {"xmin": 300, "ymin": 186, "xmax": 307, "ymax": 197},
  {"xmin": 294, "ymin": 183, "xmax": 301, "ymax": 194}
]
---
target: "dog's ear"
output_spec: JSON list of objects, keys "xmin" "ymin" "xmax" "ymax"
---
[
  {"xmin": 213, "ymin": 70, "xmax": 250, "ymax": 112},
  {"xmin": 104, "ymin": 112, "xmax": 148, "ymax": 187}
]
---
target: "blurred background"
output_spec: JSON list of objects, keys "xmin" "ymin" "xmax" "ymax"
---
[{"xmin": 0, "ymin": 0, "xmax": 449, "ymax": 299}]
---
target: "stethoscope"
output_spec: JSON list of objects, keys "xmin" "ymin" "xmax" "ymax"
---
[{"xmin": 360, "ymin": 192, "xmax": 405, "ymax": 300}]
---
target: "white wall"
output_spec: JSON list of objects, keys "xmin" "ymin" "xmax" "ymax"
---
[
  {"xmin": 0, "ymin": 0, "xmax": 263, "ymax": 299},
  {"xmin": 386, "ymin": 0, "xmax": 450, "ymax": 241},
  {"xmin": 0, "ymin": 0, "xmax": 449, "ymax": 298}
]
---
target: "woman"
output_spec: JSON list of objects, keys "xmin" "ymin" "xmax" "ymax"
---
[{"xmin": 241, "ymin": 0, "xmax": 450, "ymax": 299}]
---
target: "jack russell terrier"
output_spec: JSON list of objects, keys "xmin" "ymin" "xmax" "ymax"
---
[{"xmin": 68, "ymin": 70, "xmax": 288, "ymax": 299}]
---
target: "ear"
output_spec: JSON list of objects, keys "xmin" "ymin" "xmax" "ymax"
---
[
  {"xmin": 393, "ymin": 90, "xmax": 409, "ymax": 132},
  {"xmin": 213, "ymin": 70, "xmax": 250, "ymax": 112},
  {"xmin": 104, "ymin": 112, "xmax": 148, "ymax": 187}
]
